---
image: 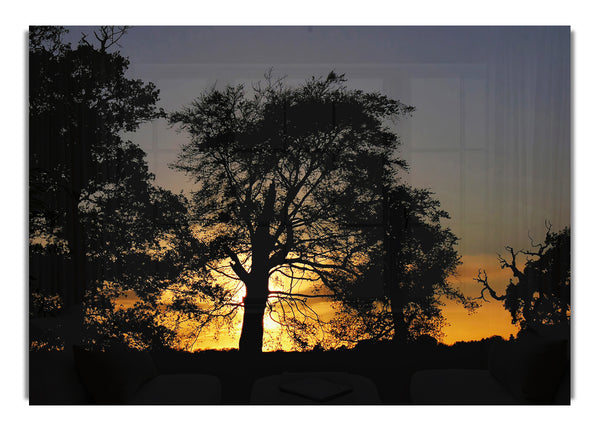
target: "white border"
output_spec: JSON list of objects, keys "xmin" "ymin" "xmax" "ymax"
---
[{"xmin": 3, "ymin": 2, "xmax": 597, "ymax": 430}]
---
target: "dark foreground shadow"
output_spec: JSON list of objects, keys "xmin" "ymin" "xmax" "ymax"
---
[{"xmin": 28, "ymin": 330, "xmax": 570, "ymax": 405}]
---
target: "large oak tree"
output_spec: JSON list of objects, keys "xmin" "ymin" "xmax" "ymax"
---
[{"xmin": 170, "ymin": 73, "xmax": 418, "ymax": 352}]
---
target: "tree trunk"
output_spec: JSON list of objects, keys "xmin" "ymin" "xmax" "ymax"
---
[
  {"xmin": 238, "ymin": 185, "xmax": 276, "ymax": 354},
  {"xmin": 65, "ymin": 195, "xmax": 87, "ymax": 309},
  {"xmin": 390, "ymin": 300, "xmax": 410, "ymax": 343},
  {"xmin": 65, "ymin": 132, "xmax": 89, "ymax": 310},
  {"xmin": 238, "ymin": 273, "xmax": 270, "ymax": 354},
  {"xmin": 385, "ymin": 283, "xmax": 410, "ymax": 344}
]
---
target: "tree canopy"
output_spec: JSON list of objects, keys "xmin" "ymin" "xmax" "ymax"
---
[
  {"xmin": 475, "ymin": 224, "xmax": 570, "ymax": 332},
  {"xmin": 29, "ymin": 25, "xmax": 163, "ymax": 304},
  {"xmin": 28, "ymin": 26, "xmax": 220, "ymax": 349},
  {"xmin": 328, "ymin": 184, "xmax": 473, "ymax": 346},
  {"xmin": 170, "ymin": 72, "xmax": 470, "ymax": 352}
]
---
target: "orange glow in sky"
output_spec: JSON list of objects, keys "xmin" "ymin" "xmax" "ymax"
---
[
  {"xmin": 115, "ymin": 252, "xmax": 520, "ymax": 351},
  {"xmin": 440, "ymin": 254, "xmax": 519, "ymax": 345}
]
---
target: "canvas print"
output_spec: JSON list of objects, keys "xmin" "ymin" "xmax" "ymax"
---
[{"xmin": 28, "ymin": 26, "xmax": 571, "ymax": 405}]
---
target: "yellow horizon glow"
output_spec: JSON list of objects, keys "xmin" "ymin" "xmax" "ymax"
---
[
  {"xmin": 440, "ymin": 254, "xmax": 519, "ymax": 345},
  {"xmin": 112, "ymin": 253, "xmax": 521, "ymax": 351}
]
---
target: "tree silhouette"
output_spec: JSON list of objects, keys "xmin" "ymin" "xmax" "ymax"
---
[
  {"xmin": 474, "ymin": 224, "xmax": 570, "ymax": 332},
  {"xmin": 29, "ymin": 27, "xmax": 219, "ymax": 348},
  {"xmin": 170, "ymin": 72, "xmax": 422, "ymax": 353},
  {"xmin": 30, "ymin": 26, "xmax": 162, "ymax": 306},
  {"xmin": 329, "ymin": 184, "xmax": 473, "ymax": 345}
]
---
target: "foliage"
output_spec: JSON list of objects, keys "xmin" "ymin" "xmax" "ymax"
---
[
  {"xmin": 29, "ymin": 26, "xmax": 163, "ymax": 247},
  {"xmin": 475, "ymin": 225, "xmax": 570, "ymax": 331},
  {"xmin": 330, "ymin": 184, "xmax": 472, "ymax": 344},
  {"xmin": 170, "ymin": 71, "xmax": 470, "ymax": 350},
  {"xmin": 28, "ymin": 26, "xmax": 227, "ymax": 349}
]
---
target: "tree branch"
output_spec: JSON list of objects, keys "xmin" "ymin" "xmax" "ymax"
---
[
  {"xmin": 498, "ymin": 247, "xmax": 524, "ymax": 280},
  {"xmin": 224, "ymin": 246, "xmax": 249, "ymax": 283},
  {"xmin": 473, "ymin": 269, "xmax": 506, "ymax": 302},
  {"xmin": 269, "ymin": 291, "xmax": 336, "ymax": 299}
]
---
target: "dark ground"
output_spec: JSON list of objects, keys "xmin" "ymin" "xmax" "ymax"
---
[{"xmin": 149, "ymin": 339, "xmax": 496, "ymax": 404}]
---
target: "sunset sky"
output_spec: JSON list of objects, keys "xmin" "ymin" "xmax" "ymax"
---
[
  {"xmin": 63, "ymin": 26, "xmax": 571, "ymax": 346},
  {"xmin": 6, "ymin": 0, "xmax": 598, "ymax": 425}
]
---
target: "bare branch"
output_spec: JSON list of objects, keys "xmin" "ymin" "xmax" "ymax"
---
[
  {"xmin": 473, "ymin": 269, "xmax": 507, "ymax": 302},
  {"xmin": 93, "ymin": 26, "xmax": 128, "ymax": 52},
  {"xmin": 498, "ymin": 246, "xmax": 524, "ymax": 280}
]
